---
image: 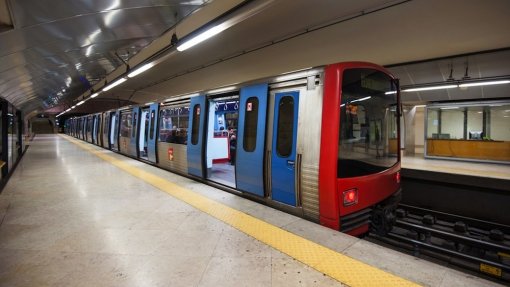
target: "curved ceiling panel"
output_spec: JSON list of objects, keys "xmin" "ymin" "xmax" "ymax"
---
[{"xmin": 0, "ymin": 0, "xmax": 208, "ymax": 112}]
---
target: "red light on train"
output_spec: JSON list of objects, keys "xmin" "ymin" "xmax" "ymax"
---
[
  {"xmin": 343, "ymin": 188, "xmax": 358, "ymax": 206},
  {"xmin": 396, "ymin": 171, "xmax": 401, "ymax": 183}
]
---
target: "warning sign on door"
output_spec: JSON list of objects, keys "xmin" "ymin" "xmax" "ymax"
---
[{"xmin": 168, "ymin": 148, "xmax": 174, "ymax": 161}]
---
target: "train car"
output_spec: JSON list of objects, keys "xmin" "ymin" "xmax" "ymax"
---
[{"xmin": 66, "ymin": 61, "xmax": 401, "ymax": 236}]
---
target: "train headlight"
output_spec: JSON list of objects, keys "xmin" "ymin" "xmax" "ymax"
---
[{"xmin": 343, "ymin": 188, "xmax": 358, "ymax": 206}]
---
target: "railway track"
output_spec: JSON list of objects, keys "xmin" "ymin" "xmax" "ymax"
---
[{"xmin": 369, "ymin": 204, "xmax": 510, "ymax": 283}]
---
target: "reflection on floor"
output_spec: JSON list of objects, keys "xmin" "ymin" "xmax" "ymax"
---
[
  {"xmin": 402, "ymin": 154, "xmax": 510, "ymax": 180},
  {"xmin": 209, "ymin": 162, "xmax": 236, "ymax": 187}
]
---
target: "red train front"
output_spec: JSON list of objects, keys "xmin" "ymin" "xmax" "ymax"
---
[{"xmin": 319, "ymin": 62, "xmax": 401, "ymax": 236}]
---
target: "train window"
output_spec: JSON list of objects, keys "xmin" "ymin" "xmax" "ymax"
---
[
  {"xmin": 276, "ymin": 96, "xmax": 294, "ymax": 157},
  {"xmin": 159, "ymin": 106, "xmax": 189, "ymax": 145},
  {"xmin": 132, "ymin": 112, "xmax": 137, "ymax": 138},
  {"xmin": 191, "ymin": 104, "xmax": 200, "ymax": 145},
  {"xmin": 243, "ymin": 97, "xmax": 259, "ymax": 152},
  {"xmin": 120, "ymin": 112, "xmax": 132, "ymax": 138},
  {"xmin": 149, "ymin": 111, "xmax": 155, "ymax": 140},
  {"xmin": 104, "ymin": 116, "xmax": 109, "ymax": 135},
  {"xmin": 338, "ymin": 68, "xmax": 398, "ymax": 178}
]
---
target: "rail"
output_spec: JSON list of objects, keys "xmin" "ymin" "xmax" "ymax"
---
[{"xmin": 369, "ymin": 204, "xmax": 510, "ymax": 282}]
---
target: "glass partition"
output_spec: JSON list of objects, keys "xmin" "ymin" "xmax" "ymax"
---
[{"xmin": 425, "ymin": 101, "xmax": 510, "ymax": 163}]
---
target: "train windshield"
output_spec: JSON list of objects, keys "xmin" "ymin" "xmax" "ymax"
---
[{"xmin": 338, "ymin": 68, "xmax": 399, "ymax": 178}]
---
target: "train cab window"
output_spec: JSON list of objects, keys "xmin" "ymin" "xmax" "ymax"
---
[
  {"xmin": 191, "ymin": 104, "xmax": 200, "ymax": 145},
  {"xmin": 243, "ymin": 97, "xmax": 259, "ymax": 152},
  {"xmin": 276, "ymin": 96, "xmax": 294, "ymax": 157},
  {"xmin": 149, "ymin": 111, "xmax": 155, "ymax": 140},
  {"xmin": 338, "ymin": 68, "xmax": 398, "ymax": 178}
]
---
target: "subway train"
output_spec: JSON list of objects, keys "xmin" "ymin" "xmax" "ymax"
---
[{"xmin": 65, "ymin": 61, "xmax": 402, "ymax": 236}]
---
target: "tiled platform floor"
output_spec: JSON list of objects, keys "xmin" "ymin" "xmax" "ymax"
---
[{"xmin": 0, "ymin": 135, "xmax": 504, "ymax": 286}]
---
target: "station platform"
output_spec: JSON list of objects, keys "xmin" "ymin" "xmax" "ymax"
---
[
  {"xmin": 402, "ymin": 155, "xmax": 510, "ymax": 181},
  {"xmin": 0, "ymin": 134, "xmax": 504, "ymax": 287}
]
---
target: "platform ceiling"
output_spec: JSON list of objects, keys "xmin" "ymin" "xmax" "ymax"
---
[{"xmin": 1, "ymin": 0, "xmax": 509, "ymax": 115}]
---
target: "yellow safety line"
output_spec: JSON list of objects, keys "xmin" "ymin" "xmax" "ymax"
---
[{"xmin": 62, "ymin": 135, "xmax": 420, "ymax": 287}]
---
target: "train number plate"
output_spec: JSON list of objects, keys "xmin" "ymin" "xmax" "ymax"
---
[{"xmin": 479, "ymin": 263, "xmax": 501, "ymax": 277}]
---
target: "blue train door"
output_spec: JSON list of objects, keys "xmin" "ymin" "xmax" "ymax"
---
[
  {"xmin": 147, "ymin": 104, "xmax": 159, "ymax": 163},
  {"xmin": 130, "ymin": 108, "xmax": 140, "ymax": 157},
  {"xmin": 271, "ymin": 91, "xmax": 299, "ymax": 206},
  {"xmin": 187, "ymin": 95, "xmax": 206, "ymax": 177},
  {"xmin": 236, "ymin": 83, "xmax": 268, "ymax": 196}
]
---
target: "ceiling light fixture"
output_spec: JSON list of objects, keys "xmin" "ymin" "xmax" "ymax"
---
[
  {"xmin": 402, "ymin": 77, "xmax": 510, "ymax": 92},
  {"xmin": 176, "ymin": 0, "xmax": 274, "ymax": 52},
  {"xmin": 90, "ymin": 93, "xmax": 99, "ymax": 98},
  {"xmin": 127, "ymin": 63, "xmax": 154, "ymax": 78},
  {"xmin": 403, "ymin": 85, "xmax": 457, "ymax": 92},
  {"xmin": 351, "ymin": 96, "xmax": 371, "ymax": 103},
  {"xmin": 103, "ymin": 77, "xmax": 126, "ymax": 91},
  {"xmin": 76, "ymin": 100, "xmax": 86, "ymax": 106},
  {"xmin": 177, "ymin": 24, "xmax": 227, "ymax": 51},
  {"xmin": 458, "ymin": 80, "xmax": 510, "ymax": 88}
]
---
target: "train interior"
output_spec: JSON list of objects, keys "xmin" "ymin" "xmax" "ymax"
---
[
  {"xmin": 206, "ymin": 95, "xmax": 239, "ymax": 188},
  {"xmin": 138, "ymin": 107, "xmax": 150, "ymax": 160}
]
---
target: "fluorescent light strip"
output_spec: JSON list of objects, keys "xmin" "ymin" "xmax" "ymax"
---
[
  {"xmin": 351, "ymin": 96, "xmax": 371, "ymax": 103},
  {"xmin": 385, "ymin": 91, "xmax": 397, "ymax": 95},
  {"xmin": 177, "ymin": 24, "xmax": 227, "ymax": 51},
  {"xmin": 128, "ymin": 63, "xmax": 154, "ymax": 78},
  {"xmin": 208, "ymin": 86, "xmax": 237, "ymax": 94},
  {"xmin": 90, "ymin": 93, "xmax": 99, "ymax": 98},
  {"xmin": 403, "ymin": 85, "xmax": 457, "ymax": 92},
  {"xmin": 103, "ymin": 77, "xmax": 127, "ymax": 91},
  {"xmin": 76, "ymin": 100, "xmax": 85, "ymax": 106},
  {"xmin": 459, "ymin": 80, "xmax": 510, "ymax": 88}
]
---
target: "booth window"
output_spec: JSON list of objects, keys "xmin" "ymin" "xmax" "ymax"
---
[{"xmin": 425, "ymin": 102, "xmax": 510, "ymax": 162}]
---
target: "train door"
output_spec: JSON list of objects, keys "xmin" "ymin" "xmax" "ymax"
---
[
  {"xmin": 101, "ymin": 113, "xmax": 106, "ymax": 147},
  {"xmin": 138, "ymin": 107, "xmax": 150, "ymax": 160},
  {"xmin": 87, "ymin": 115, "xmax": 93, "ymax": 143},
  {"xmin": 270, "ymin": 91, "xmax": 300, "ymax": 206},
  {"xmin": 92, "ymin": 115, "xmax": 98, "ymax": 144},
  {"xmin": 111, "ymin": 111, "xmax": 120, "ymax": 151},
  {"xmin": 187, "ymin": 95, "xmax": 206, "ymax": 177},
  {"xmin": 147, "ymin": 104, "xmax": 159, "ymax": 162},
  {"xmin": 129, "ymin": 108, "xmax": 140, "ymax": 157},
  {"xmin": 236, "ymin": 83, "xmax": 268, "ymax": 196},
  {"xmin": 205, "ymin": 94, "xmax": 239, "ymax": 188},
  {"xmin": 96, "ymin": 114, "xmax": 102, "ymax": 146}
]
